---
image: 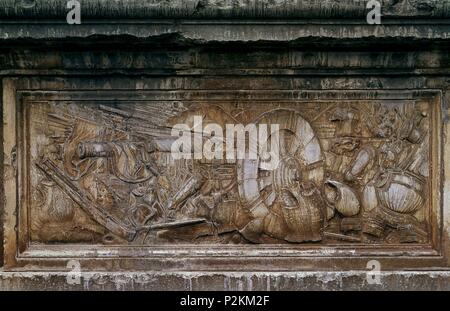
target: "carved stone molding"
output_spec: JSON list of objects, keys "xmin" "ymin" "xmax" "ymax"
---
[
  {"xmin": 1, "ymin": 0, "xmax": 450, "ymax": 19},
  {"xmin": 2, "ymin": 1, "xmax": 450, "ymax": 45}
]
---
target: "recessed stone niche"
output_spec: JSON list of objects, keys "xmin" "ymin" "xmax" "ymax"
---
[{"xmin": 1, "ymin": 0, "xmax": 450, "ymax": 290}]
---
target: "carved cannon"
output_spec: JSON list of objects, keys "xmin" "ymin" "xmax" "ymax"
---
[{"xmin": 77, "ymin": 142, "xmax": 114, "ymax": 158}]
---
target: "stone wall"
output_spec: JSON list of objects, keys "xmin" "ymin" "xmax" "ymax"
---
[{"xmin": 1, "ymin": 0, "xmax": 450, "ymax": 290}]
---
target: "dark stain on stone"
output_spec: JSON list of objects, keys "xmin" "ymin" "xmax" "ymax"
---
[
  {"xmin": 389, "ymin": 0, "xmax": 403, "ymax": 6},
  {"xmin": 414, "ymin": 1, "xmax": 435, "ymax": 12},
  {"xmin": 16, "ymin": 0, "xmax": 35, "ymax": 9}
]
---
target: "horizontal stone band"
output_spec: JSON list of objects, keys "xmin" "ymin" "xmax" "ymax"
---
[{"xmin": 1, "ymin": 0, "xmax": 450, "ymax": 19}]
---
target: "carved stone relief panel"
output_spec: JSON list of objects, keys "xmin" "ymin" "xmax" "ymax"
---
[
  {"xmin": 2, "ymin": 0, "xmax": 450, "ymax": 290},
  {"xmin": 19, "ymin": 89, "xmax": 439, "ymax": 250}
]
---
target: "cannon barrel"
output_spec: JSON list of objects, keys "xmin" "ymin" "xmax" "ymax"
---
[{"xmin": 77, "ymin": 142, "xmax": 114, "ymax": 159}]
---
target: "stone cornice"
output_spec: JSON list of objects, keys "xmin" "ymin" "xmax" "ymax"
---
[
  {"xmin": 0, "ymin": 0, "xmax": 449, "ymax": 20},
  {"xmin": 1, "ymin": 1, "xmax": 450, "ymax": 48}
]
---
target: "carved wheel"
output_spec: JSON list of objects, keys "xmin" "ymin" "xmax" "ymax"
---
[{"xmin": 237, "ymin": 109, "xmax": 325, "ymax": 242}]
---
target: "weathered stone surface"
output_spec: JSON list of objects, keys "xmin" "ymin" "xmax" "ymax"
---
[
  {"xmin": 0, "ymin": 271, "xmax": 450, "ymax": 291},
  {"xmin": 1, "ymin": 23, "xmax": 450, "ymax": 44},
  {"xmin": 1, "ymin": 0, "xmax": 450, "ymax": 290},
  {"xmin": 1, "ymin": 0, "xmax": 450, "ymax": 19},
  {"xmin": 1, "ymin": 1, "xmax": 450, "ymax": 43}
]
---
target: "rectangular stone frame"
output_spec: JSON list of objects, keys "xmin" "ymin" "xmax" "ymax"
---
[
  {"xmin": 2, "ymin": 0, "xmax": 450, "ymax": 290},
  {"xmin": 2, "ymin": 76, "xmax": 448, "ymax": 271}
]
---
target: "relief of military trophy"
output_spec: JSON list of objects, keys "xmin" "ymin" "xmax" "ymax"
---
[
  {"xmin": 75, "ymin": 140, "xmax": 208, "ymax": 241},
  {"xmin": 35, "ymin": 103, "xmax": 430, "ymax": 245},
  {"xmin": 56, "ymin": 109, "xmax": 330, "ymax": 244},
  {"xmin": 323, "ymin": 107, "xmax": 429, "ymax": 244}
]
